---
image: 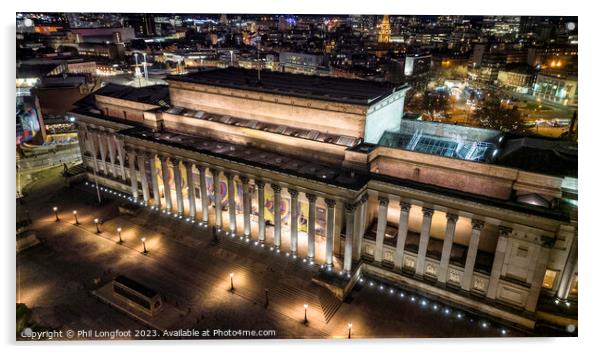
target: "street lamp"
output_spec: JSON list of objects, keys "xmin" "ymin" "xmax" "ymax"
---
[
  {"xmin": 53, "ymin": 206, "xmax": 59, "ymax": 221},
  {"xmin": 229, "ymin": 272, "xmax": 235, "ymax": 292},
  {"xmin": 94, "ymin": 218, "xmax": 101, "ymax": 233},
  {"xmin": 304, "ymin": 304, "xmax": 308, "ymax": 324},
  {"xmin": 117, "ymin": 227, "xmax": 123, "ymax": 243},
  {"xmin": 73, "ymin": 210, "xmax": 79, "ymax": 225},
  {"xmin": 264, "ymin": 288, "xmax": 269, "ymax": 308},
  {"xmin": 141, "ymin": 237, "xmax": 148, "ymax": 254}
]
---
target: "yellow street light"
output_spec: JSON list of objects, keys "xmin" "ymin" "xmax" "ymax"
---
[
  {"xmin": 94, "ymin": 218, "xmax": 101, "ymax": 233},
  {"xmin": 141, "ymin": 237, "xmax": 148, "ymax": 254}
]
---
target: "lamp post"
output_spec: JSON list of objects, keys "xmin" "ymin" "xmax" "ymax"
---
[
  {"xmin": 53, "ymin": 206, "xmax": 59, "ymax": 221},
  {"xmin": 303, "ymin": 304, "xmax": 308, "ymax": 324},
  {"xmin": 348, "ymin": 322, "xmax": 352, "ymax": 339},
  {"xmin": 141, "ymin": 237, "xmax": 148, "ymax": 254},
  {"xmin": 94, "ymin": 218, "xmax": 101, "ymax": 233},
  {"xmin": 229, "ymin": 272, "xmax": 234, "ymax": 292},
  {"xmin": 73, "ymin": 210, "xmax": 79, "ymax": 225},
  {"xmin": 264, "ymin": 288, "xmax": 269, "ymax": 308},
  {"xmin": 117, "ymin": 227, "xmax": 123, "ymax": 243}
]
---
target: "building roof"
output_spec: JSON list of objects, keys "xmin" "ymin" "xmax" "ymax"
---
[
  {"xmin": 496, "ymin": 137, "xmax": 578, "ymax": 177},
  {"xmin": 16, "ymin": 63, "xmax": 61, "ymax": 78},
  {"xmin": 121, "ymin": 127, "xmax": 369, "ymax": 190},
  {"xmin": 166, "ymin": 67, "xmax": 404, "ymax": 105},
  {"xmin": 92, "ymin": 83, "xmax": 171, "ymax": 107}
]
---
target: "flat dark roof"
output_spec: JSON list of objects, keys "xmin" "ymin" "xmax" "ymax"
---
[
  {"xmin": 121, "ymin": 126, "xmax": 369, "ymax": 190},
  {"xmin": 167, "ymin": 67, "xmax": 404, "ymax": 105},
  {"xmin": 93, "ymin": 83, "xmax": 170, "ymax": 107},
  {"xmin": 113, "ymin": 275, "xmax": 158, "ymax": 298}
]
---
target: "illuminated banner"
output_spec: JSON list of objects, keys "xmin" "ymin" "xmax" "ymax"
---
[{"xmin": 16, "ymin": 97, "xmax": 41, "ymax": 145}]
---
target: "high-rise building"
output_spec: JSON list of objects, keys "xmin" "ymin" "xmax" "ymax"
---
[{"xmin": 377, "ymin": 15, "xmax": 391, "ymax": 43}]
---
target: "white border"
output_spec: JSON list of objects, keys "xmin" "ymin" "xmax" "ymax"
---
[{"xmin": 3, "ymin": 1, "xmax": 596, "ymax": 354}]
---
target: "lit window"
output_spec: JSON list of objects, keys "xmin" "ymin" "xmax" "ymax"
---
[
  {"xmin": 542, "ymin": 269, "xmax": 557, "ymax": 289},
  {"xmin": 570, "ymin": 274, "xmax": 578, "ymax": 295}
]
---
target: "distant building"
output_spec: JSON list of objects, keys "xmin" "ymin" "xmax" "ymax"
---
[
  {"xmin": 377, "ymin": 15, "xmax": 391, "ymax": 44},
  {"xmin": 279, "ymin": 52, "xmax": 326, "ymax": 75},
  {"xmin": 533, "ymin": 69, "xmax": 578, "ymax": 106},
  {"xmin": 497, "ymin": 64, "xmax": 535, "ymax": 93}
]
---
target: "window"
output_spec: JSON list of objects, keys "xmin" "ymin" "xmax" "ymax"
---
[
  {"xmin": 364, "ymin": 245, "xmax": 374, "ymax": 256},
  {"xmin": 542, "ymin": 269, "xmax": 558, "ymax": 289},
  {"xmin": 384, "ymin": 251, "xmax": 394, "ymax": 263}
]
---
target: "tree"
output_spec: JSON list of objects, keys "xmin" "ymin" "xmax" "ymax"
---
[
  {"xmin": 421, "ymin": 91, "xmax": 450, "ymax": 120},
  {"xmin": 473, "ymin": 97, "xmax": 527, "ymax": 133}
]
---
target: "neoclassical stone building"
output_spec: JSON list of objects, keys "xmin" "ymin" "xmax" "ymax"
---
[{"xmin": 70, "ymin": 68, "xmax": 577, "ymax": 330}]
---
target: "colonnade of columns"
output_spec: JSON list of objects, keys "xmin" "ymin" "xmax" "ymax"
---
[
  {"xmin": 370, "ymin": 195, "xmax": 549, "ymax": 310},
  {"xmin": 120, "ymin": 147, "xmax": 350, "ymax": 270},
  {"xmin": 82, "ymin": 128, "xmax": 127, "ymax": 182}
]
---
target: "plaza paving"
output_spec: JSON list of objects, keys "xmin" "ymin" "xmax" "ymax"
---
[{"xmin": 17, "ymin": 177, "xmax": 546, "ymax": 339}]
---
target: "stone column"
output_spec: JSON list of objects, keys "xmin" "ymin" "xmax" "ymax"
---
[
  {"xmin": 75, "ymin": 127, "xmax": 87, "ymax": 163},
  {"xmin": 106, "ymin": 134, "xmax": 116, "ymax": 177},
  {"xmin": 416, "ymin": 207, "xmax": 434, "ymax": 276},
  {"xmin": 86, "ymin": 131, "xmax": 99, "ymax": 174},
  {"xmin": 394, "ymin": 202, "xmax": 412, "ymax": 270},
  {"xmin": 438, "ymin": 213, "xmax": 459, "ymax": 284},
  {"xmin": 525, "ymin": 245, "xmax": 552, "ymax": 312},
  {"xmin": 97, "ymin": 132, "xmax": 108, "ymax": 175},
  {"xmin": 256, "ymin": 180, "xmax": 266, "ymax": 243},
  {"xmin": 288, "ymin": 188, "xmax": 299, "ymax": 255},
  {"xmin": 353, "ymin": 194, "xmax": 368, "ymax": 262},
  {"xmin": 212, "ymin": 169, "xmax": 222, "ymax": 228},
  {"xmin": 159, "ymin": 155, "xmax": 172, "ymax": 212},
  {"xmin": 306, "ymin": 193, "xmax": 317, "ymax": 260},
  {"xmin": 171, "ymin": 158, "xmax": 184, "ymax": 215},
  {"xmin": 127, "ymin": 148, "xmax": 138, "ymax": 201},
  {"xmin": 184, "ymin": 161, "xmax": 196, "ymax": 219},
  {"xmin": 272, "ymin": 183, "xmax": 282, "ymax": 249},
  {"xmin": 226, "ymin": 172, "xmax": 237, "ymax": 234},
  {"xmin": 344, "ymin": 203, "xmax": 356, "ymax": 273},
  {"xmin": 241, "ymin": 176, "xmax": 251, "ymax": 237},
  {"xmin": 325, "ymin": 198, "xmax": 336, "ymax": 266},
  {"xmin": 196, "ymin": 165, "xmax": 209, "ymax": 223},
  {"xmin": 556, "ymin": 234, "xmax": 578, "ymax": 300},
  {"xmin": 461, "ymin": 219, "xmax": 485, "ymax": 291},
  {"xmin": 486, "ymin": 226, "xmax": 512, "ymax": 300},
  {"xmin": 115, "ymin": 136, "xmax": 126, "ymax": 181},
  {"xmin": 149, "ymin": 152, "xmax": 161, "ymax": 208},
  {"xmin": 136, "ymin": 152, "xmax": 150, "ymax": 205},
  {"xmin": 374, "ymin": 196, "xmax": 389, "ymax": 263}
]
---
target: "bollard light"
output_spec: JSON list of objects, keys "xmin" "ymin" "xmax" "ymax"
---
[
  {"xmin": 53, "ymin": 206, "xmax": 59, "ymax": 221},
  {"xmin": 348, "ymin": 322, "xmax": 353, "ymax": 339},
  {"xmin": 229, "ymin": 272, "xmax": 235, "ymax": 292},
  {"xmin": 73, "ymin": 210, "xmax": 79, "ymax": 224},
  {"xmin": 117, "ymin": 227, "xmax": 123, "ymax": 243},
  {"xmin": 304, "ymin": 304, "xmax": 308, "ymax": 324},
  {"xmin": 141, "ymin": 237, "xmax": 148, "ymax": 254},
  {"xmin": 94, "ymin": 218, "xmax": 101, "ymax": 233}
]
